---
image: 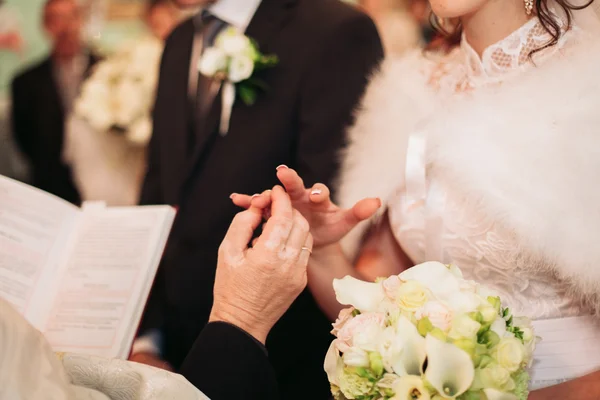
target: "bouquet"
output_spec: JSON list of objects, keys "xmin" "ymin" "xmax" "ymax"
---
[
  {"xmin": 325, "ymin": 262, "xmax": 536, "ymax": 400},
  {"xmin": 74, "ymin": 36, "xmax": 163, "ymax": 146}
]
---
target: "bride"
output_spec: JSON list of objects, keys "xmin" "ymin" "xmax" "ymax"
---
[{"xmin": 234, "ymin": 0, "xmax": 600, "ymax": 397}]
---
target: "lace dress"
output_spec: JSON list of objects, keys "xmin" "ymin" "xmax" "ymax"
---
[{"xmin": 387, "ymin": 18, "xmax": 600, "ymax": 389}]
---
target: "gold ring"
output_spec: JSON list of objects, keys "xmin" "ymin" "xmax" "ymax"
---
[{"xmin": 301, "ymin": 247, "xmax": 312, "ymax": 254}]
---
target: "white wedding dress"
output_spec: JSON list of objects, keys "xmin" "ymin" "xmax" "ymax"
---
[
  {"xmin": 338, "ymin": 7, "xmax": 600, "ymax": 392},
  {"xmin": 0, "ymin": 298, "xmax": 208, "ymax": 400}
]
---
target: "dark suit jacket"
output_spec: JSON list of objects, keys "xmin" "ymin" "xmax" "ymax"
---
[
  {"xmin": 10, "ymin": 54, "xmax": 98, "ymax": 204},
  {"xmin": 139, "ymin": 0, "xmax": 383, "ymax": 398},
  {"xmin": 181, "ymin": 322, "xmax": 279, "ymax": 400}
]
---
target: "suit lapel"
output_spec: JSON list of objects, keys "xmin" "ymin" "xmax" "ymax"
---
[{"xmin": 183, "ymin": 0, "xmax": 298, "ymax": 186}]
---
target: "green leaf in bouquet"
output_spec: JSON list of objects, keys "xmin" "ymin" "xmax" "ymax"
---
[
  {"xmin": 511, "ymin": 370, "xmax": 530, "ymax": 400},
  {"xmin": 237, "ymin": 84, "xmax": 258, "ymax": 106},
  {"xmin": 478, "ymin": 330, "xmax": 500, "ymax": 348},
  {"xmin": 467, "ymin": 311, "xmax": 484, "ymax": 324},
  {"xmin": 429, "ymin": 327, "xmax": 447, "ymax": 342},
  {"xmin": 368, "ymin": 352, "xmax": 384, "ymax": 378},
  {"xmin": 487, "ymin": 296, "xmax": 502, "ymax": 314},
  {"xmin": 458, "ymin": 390, "xmax": 484, "ymax": 400},
  {"xmin": 417, "ymin": 317, "xmax": 434, "ymax": 337},
  {"xmin": 352, "ymin": 309, "xmax": 361, "ymax": 317},
  {"xmin": 477, "ymin": 354, "xmax": 494, "ymax": 369},
  {"xmin": 453, "ymin": 338, "xmax": 477, "ymax": 359}
]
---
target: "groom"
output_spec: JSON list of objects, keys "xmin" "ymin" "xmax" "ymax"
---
[{"xmin": 133, "ymin": 0, "xmax": 383, "ymax": 398}]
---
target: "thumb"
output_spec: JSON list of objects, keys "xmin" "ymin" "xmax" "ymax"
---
[{"xmin": 343, "ymin": 198, "xmax": 382, "ymax": 227}]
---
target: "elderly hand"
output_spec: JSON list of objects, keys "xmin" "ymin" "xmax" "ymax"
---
[
  {"xmin": 210, "ymin": 185, "xmax": 313, "ymax": 344},
  {"xmin": 231, "ymin": 166, "xmax": 381, "ymax": 249}
]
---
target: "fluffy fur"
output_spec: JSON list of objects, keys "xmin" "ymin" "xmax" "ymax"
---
[{"xmin": 337, "ymin": 38, "xmax": 600, "ymax": 314}]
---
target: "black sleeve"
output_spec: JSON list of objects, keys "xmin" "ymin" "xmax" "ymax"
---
[
  {"xmin": 296, "ymin": 12, "xmax": 384, "ymax": 193},
  {"xmin": 180, "ymin": 322, "xmax": 279, "ymax": 400},
  {"xmin": 11, "ymin": 76, "xmax": 34, "ymax": 161},
  {"xmin": 138, "ymin": 31, "xmax": 175, "ymax": 206}
]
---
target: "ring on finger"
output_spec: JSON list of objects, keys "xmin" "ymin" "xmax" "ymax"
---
[{"xmin": 301, "ymin": 246, "xmax": 312, "ymax": 255}]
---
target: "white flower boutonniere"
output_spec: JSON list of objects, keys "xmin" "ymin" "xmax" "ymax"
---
[{"xmin": 198, "ymin": 27, "xmax": 279, "ymax": 135}]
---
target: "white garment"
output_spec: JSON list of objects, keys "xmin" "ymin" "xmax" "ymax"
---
[
  {"xmin": 0, "ymin": 297, "xmax": 207, "ymax": 400},
  {"xmin": 65, "ymin": 116, "xmax": 147, "ymax": 206},
  {"xmin": 338, "ymin": 15, "xmax": 600, "ymax": 391}
]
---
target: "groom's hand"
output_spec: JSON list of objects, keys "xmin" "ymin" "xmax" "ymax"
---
[
  {"xmin": 231, "ymin": 165, "xmax": 381, "ymax": 248},
  {"xmin": 210, "ymin": 185, "xmax": 313, "ymax": 344}
]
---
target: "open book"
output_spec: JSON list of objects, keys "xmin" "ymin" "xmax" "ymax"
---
[{"xmin": 0, "ymin": 175, "xmax": 175, "ymax": 359}]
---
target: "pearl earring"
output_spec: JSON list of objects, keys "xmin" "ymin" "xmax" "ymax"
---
[{"xmin": 524, "ymin": 0, "xmax": 534, "ymax": 15}]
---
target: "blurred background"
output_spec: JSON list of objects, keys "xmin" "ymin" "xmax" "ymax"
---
[{"xmin": 0, "ymin": 0, "xmax": 432, "ymax": 200}]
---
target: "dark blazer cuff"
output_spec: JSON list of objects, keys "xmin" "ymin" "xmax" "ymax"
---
[
  {"xmin": 214, "ymin": 321, "xmax": 268, "ymax": 355},
  {"xmin": 180, "ymin": 321, "xmax": 279, "ymax": 400}
]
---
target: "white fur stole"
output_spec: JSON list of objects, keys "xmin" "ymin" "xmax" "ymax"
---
[{"xmin": 337, "ymin": 39, "xmax": 600, "ymax": 314}]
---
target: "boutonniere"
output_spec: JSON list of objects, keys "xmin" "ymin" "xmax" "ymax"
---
[{"xmin": 198, "ymin": 27, "xmax": 279, "ymax": 135}]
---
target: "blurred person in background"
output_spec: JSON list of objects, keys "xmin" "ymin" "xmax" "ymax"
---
[
  {"xmin": 0, "ymin": 0, "xmax": 23, "ymax": 54},
  {"xmin": 63, "ymin": 0, "xmax": 180, "ymax": 206},
  {"xmin": 10, "ymin": 0, "xmax": 99, "ymax": 204},
  {"xmin": 360, "ymin": 0, "xmax": 421, "ymax": 55}
]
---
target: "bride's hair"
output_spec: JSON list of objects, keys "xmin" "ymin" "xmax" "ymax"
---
[{"xmin": 430, "ymin": 0, "xmax": 596, "ymax": 54}]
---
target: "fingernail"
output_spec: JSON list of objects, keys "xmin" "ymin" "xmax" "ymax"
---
[
  {"xmin": 311, "ymin": 189, "xmax": 322, "ymax": 195},
  {"xmin": 230, "ymin": 193, "xmax": 238, "ymax": 199},
  {"xmin": 276, "ymin": 164, "xmax": 288, "ymax": 170},
  {"xmin": 251, "ymin": 193, "xmax": 260, "ymax": 198}
]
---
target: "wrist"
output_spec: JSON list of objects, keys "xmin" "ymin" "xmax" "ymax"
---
[{"xmin": 209, "ymin": 304, "xmax": 269, "ymax": 345}]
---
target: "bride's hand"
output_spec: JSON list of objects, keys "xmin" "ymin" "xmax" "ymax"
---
[{"xmin": 231, "ymin": 165, "xmax": 381, "ymax": 248}]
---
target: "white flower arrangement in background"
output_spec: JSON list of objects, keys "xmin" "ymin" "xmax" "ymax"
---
[
  {"xmin": 198, "ymin": 27, "xmax": 278, "ymax": 135},
  {"xmin": 74, "ymin": 36, "xmax": 163, "ymax": 146},
  {"xmin": 326, "ymin": 262, "xmax": 537, "ymax": 400}
]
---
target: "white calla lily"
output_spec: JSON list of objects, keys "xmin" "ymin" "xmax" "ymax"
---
[
  {"xmin": 333, "ymin": 276, "xmax": 386, "ymax": 312},
  {"xmin": 391, "ymin": 316, "xmax": 427, "ymax": 376},
  {"xmin": 324, "ymin": 341, "xmax": 343, "ymax": 386},
  {"xmin": 391, "ymin": 375, "xmax": 431, "ymax": 400},
  {"xmin": 424, "ymin": 335, "xmax": 474, "ymax": 399},
  {"xmin": 483, "ymin": 389, "xmax": 518, "ymax": 400}
]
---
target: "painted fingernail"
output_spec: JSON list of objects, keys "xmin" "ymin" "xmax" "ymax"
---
[
  {"xmin": 276, "ymin": 164, "xmax": 288, "ymax": 170},
  {"xmin": 229, "ymin": 193, "xmax": 238, "ymax": 199},
  {"xmin": 251, "ymin": 193, "xmax": 260, "ymax": 198},
  {"xmin": 311, "ymin": 189, "xmax": 322, "ymax": 195}
]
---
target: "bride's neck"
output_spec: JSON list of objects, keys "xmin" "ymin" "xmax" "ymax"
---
[{"xmin": 461, "ymin": 0, "xmax": 532, "ymax": 56}]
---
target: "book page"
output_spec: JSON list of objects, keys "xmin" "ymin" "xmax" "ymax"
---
[
  {"xmin": 0, "ymin": 175, "xmax": 78, "ymax": 323},
  {"xmin": 41, "ymin": 204, "xmax": 175, "ymax": 359}
]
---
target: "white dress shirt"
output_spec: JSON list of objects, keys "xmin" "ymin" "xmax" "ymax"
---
[{"xmin": 188, "ymin": 0, "xmax": 262, "ymax": 98}]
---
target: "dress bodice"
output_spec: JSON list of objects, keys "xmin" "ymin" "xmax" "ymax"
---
[{"xmin": 387, "ymin": 17, "xmax": 590, "ymax": 320}]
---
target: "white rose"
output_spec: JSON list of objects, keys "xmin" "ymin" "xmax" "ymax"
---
[
  {"xmin": 490, "ymin": 318, "xmax": 507, "ymax": 338},
  {"xmin": 114, "ymin": 80, "xmax": 145, "ymax": 127},
  {"xmin": 228, "ymin": 55, "xmax": 254, "ymax": 83},
  {"xmin": 198, "ymin": 47, "xmax": 228, "ymax": 77},
  {"xmin": 399, "ymin": 262, "xmax": 461, "ymax": 299},
  {"xmin": 478, "ymin": 365, "xmax": 515, "ymax": 391},
  {"xmin": 494, "ymin": 337, "xmax": 525, "ymax": 372},
  {"xmin": 342, "ymin": 347, "xmax": 370, "ymax": 368},
  {"xmin": 396, "ymin": 280, "xmax": 429, "ymax": 312},
  {"xmin": 479, "ymin": 304, "xmax": 498, "ymax": 323},
  {"xmin": 216, "ymin": 28, "xmax": 252, "ymax": 57},
  {"xmin": 415, "ymin": 301, "xmax": 454, "ymax": 332},
  {"xmin": 449, "ymin": 313, "xmax": 481, "ymax": 340}
]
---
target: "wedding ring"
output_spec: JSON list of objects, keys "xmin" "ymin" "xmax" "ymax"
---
[{"xmin": 301, "ymin": 247, "xmax": 312, "ymax": 254}]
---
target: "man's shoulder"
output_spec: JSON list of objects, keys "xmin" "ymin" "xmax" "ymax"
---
[
  {"xmin": 295, "ymin": 0, "xmax": 374, "ymax": 32},
  {"xmin": 12, "ymin": 57, "xmax": 50, "ymax": 84}
]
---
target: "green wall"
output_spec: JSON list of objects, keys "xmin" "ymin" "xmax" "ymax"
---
[{"xmin": 0, "ymin": 0, "xmax": 146, "ymax": 97}]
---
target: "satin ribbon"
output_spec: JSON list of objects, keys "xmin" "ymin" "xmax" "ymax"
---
[
  {"xmin": 404, "ymin": 130, "xmax": 444, "ymax": 262},
  {"xmin": 219, "ymin": 81, "xmax": 235, "ymax": 136}
]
